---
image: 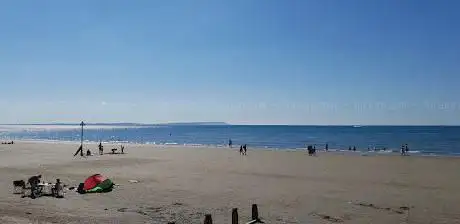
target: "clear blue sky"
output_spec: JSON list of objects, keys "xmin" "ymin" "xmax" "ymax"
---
[{"xmin": 1, "ymin": 0, "xmax": 459, "ymax": 125}]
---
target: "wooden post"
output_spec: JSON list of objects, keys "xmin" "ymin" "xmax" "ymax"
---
[
  {"xmin": 80, "ymin": 121, "xmax": 85, "ymax": 146},
  {"xmin": 232, "ymin": 208, "xmax": 238, "ymax": 224},
  {"xmin": 251, "ymin": 204, "xmax": 259, "ymax": 221},
  {"xmin": 204, "ymin": 214, "xmax": 212, "ymax": 224},
  {"xmin": 79, "ymin": 121, "xmax": 85, "ymax": 156}
]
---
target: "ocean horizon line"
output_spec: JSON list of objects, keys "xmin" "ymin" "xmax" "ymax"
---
[{"xmin": 1, "ymin": 123, "xmax": 460, "ymax": 127}]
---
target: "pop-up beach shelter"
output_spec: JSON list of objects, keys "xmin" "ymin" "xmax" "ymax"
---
[{"xmin": 80, "ymin": 174, "xmax": 114, "ymax": 193}]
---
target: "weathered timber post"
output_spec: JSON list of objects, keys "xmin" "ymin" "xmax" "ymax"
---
[
  {"xmin": 232, "ymin": 208, "xmax": 239, "ymax": 224},
  {"xmin": 252, "ymin": 204, "xmax": 259, "ymax": 221},
  {"xmin": 204, "ymin": 214, "xmax": 213, "ymax": 224}
]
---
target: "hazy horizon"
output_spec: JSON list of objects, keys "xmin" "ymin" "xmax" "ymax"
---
[
  {"xmin": 1, "ymin": 0, "xmax": 459, "ymax": 125},
  {"xmin": 1, "ymin": 122, "xmax": 460, "ymax": 127}
]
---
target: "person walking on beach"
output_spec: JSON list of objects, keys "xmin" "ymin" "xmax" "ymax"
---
[
  {"xmin": 228, "ymin": 139, "xmax": 233, "ymax": 148},
  {"xmin": 401, "ymin": 144, "xmax": 406, "ymax": 156},
  {"xmin": 98, "ymin": 141, "xmax": 103, "ymax": 155},
  {"xmin": 405, "ymin": 144, "xmax": 409, "ymax": 154},
  {"xmin": 325, "ymin": 143, "xmax": 329, "ymax": 151},
  {"xmin": 243, "ymin": 144, "xmax": 247, "ymax": 155},
  {"xmin": 239, "ymin": 145, "xmax": 243, "ymax": 155}
]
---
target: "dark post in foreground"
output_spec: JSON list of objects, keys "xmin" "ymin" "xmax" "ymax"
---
[
  {"xmin": 167, "ymin": 204, "xmax": 264, "ymax": 224},
  {"xmin": 204, "ymin": 214, "xmax": 213, "ymax": 224},
  {"xmin": 252, "ymin": 204, "xmax": 259, "ymax": 221},
  {"xmin": 246, "ymin": 204, "xmax": 264, "ymax": 224},
  {"xmin": 232, "ymin": 208, "xmax": 238, "ymax": 224}
]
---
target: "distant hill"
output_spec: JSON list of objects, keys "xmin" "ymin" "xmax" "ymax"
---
[{"xmin": 1, "ymin": 122, "xmax": 230, "ymax": 126}]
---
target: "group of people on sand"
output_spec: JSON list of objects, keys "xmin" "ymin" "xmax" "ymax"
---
[
  {"xmin": 239, "ymin": 144, "xmax": 247, "ymax": 155},
  {"xmin": 400, "ymin": 144, "xmax": 410, "ymax": 156},
  {"xmin": 307, "ymin": 145, "xmax": 316, "ymax": 155},
  {"xmin": 1, "ymin": 141, "xmax": 14, "ymax": 145},
  {"xmin": 16, "ymin": 174, "xmax": 63, "ymax": 199},
  {"xmin": 95, "ymin": 141, "xmax": 125, "ymax": 155},
  {"xmin": 317, "ymin": 143, "xmax": 411, "ymax": 155},
  {"xmin": 228, "ymin": 139, "xmax": 248, "ymax": 155},
  {"xmin": 74, "ymin": 141, "xmax": 125, "ymax": 157}
]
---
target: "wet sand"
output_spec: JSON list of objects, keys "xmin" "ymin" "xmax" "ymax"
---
[{"xmin": 1, "ymin": 142, "xmax": 460, "ymax": 223}]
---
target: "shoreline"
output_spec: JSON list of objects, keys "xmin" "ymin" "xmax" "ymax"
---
[{"xmin": 10, "ymin": 139, "xmax": 460, "ymax": 159}]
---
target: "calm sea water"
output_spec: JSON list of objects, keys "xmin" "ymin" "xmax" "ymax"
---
[{"xmin": 1, "ymin": 125, "xmax": 460, "ymax": 156}]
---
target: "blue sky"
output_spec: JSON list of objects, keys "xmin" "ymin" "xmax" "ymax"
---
[{"xmin": 1, "ymin": 0, "xmax": 459, "ymax": 125}]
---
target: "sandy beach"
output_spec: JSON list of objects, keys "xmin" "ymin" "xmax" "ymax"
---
[{"xmin": 1, "ymin": 142, "xmax": 460, "ymax": 224}]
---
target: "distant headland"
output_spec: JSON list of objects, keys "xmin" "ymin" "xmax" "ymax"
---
[{"xmin": 0, "ymin": 122, "xmax": 230, "ymax": 126}]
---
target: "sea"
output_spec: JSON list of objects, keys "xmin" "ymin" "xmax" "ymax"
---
[{"xmin": 1, "ymin": 125, "xmax": 460, "ymax": 156}]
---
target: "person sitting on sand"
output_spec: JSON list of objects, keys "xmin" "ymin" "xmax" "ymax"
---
[
  {"xmin": 28, "ymin": 174, "xmax": 42, "ymax": 198},
  {"xmin": 86, "ymin": 149, "xmax": 92, "ymax": 156}
]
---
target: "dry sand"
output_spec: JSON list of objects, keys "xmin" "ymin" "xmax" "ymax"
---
[{"xmin": 1, "ymin": 142, "xmax": 460, "ymax": 224}]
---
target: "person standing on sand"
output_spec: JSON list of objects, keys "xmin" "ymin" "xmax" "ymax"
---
[
  {"xmin": 353, "ymin": 146, "xmax": 356, "ymax": 151},
  {"xmin": 325, "ymin": 143, "xmax": 329, "ymax": 151},
  {"xmin": 98, "ymin": 141, "xmax": 103, "ymax": 155},
  {"xmin": 228, "ymin": 139, "xmax": 233, "ymax": 148},
  {"xmin": 239, "ymin": 145, "xmax": 243, "ymax": 155},
  {"xmin": 401, "ymin": 144, "xmax": 406, "ymax": 156},
  {"xmin": 243, "ymin": 144, "xmax": 247, "ymax": 155},
  {"xmin": 405, "ymin": 144, "xmax": 409, "ymax": 154}
]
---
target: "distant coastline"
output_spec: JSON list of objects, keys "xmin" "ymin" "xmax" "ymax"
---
[{"xmin": 0, "ymin": 122, "xmax": 230, "ymax": 126}]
